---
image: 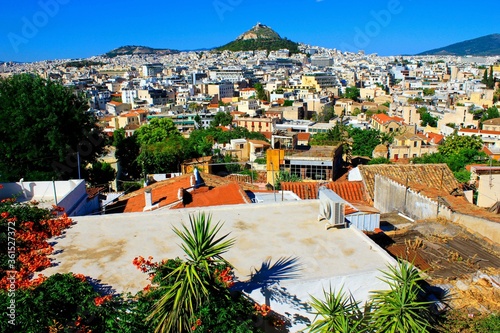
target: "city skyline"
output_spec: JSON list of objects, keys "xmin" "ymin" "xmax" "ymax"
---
[{"xmin": 1, "ymin": 0, "xmax": 499, "ymax": 63}]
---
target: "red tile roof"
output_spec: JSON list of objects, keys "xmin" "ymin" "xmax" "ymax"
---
[
  {"xmin": 172, "ymin": 182, "xmax": 250, "ymax": 209},
  {"xmin": 297, "ymin": 133, "xmax": 311, "ymax": 141},
  {"xmin": 426, "ymin": 132, "xmax": 444, "ymax": 144},
  {"xmin": 280, "ymin": 181, "xmax": 369, "ymax": 203},
  {"xmin": 107, "ymin": 173, "xmax": 257, "ymax": 214},
  {"xmin": 117, "ymin": 175, "xmax": 193, "ymax": 213}
]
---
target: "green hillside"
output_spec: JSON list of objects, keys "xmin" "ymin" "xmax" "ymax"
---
[
  {"xmin": 418, "ymin": 34, "xmax": 500, "ymax": 56},
  {"xmin": 216, "ymin": 23, "xmax": 300, "ymax": 53}
]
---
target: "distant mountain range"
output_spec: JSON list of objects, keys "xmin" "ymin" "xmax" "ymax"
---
[
  {"xmin": 215, "ymin": 23, "xmax": 300, "ymax": 53},
  {"xmin": 103, "ymin": 29, "xmax": 500, "ymax": 58},
  {"xmin": 418, "ymin": 33, "xmax": 500, "ymax": 56},
  {"xmin": 104, "ymin": 45, "xmax": 180, "ymax": 58}
]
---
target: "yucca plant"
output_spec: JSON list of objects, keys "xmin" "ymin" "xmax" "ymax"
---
[
  {"xmin": 369, "ymin": 260, "xmax": 432, "ymax": 333},
  {"xmin": 309, "ymin": 286, "xmax": 370, "ymax": 333},
  {"xmin": 147, "ymin": 212, "xmax": 235, "ymax": 333}
]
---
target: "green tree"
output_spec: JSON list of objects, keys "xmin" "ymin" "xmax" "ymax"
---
[
  {"xmin": 148, "ymin": 213, "xmax": 236, "ymax": 333},
  {"xmin": 254, "ymin": 82, "xmax": 268, "ymax": 101},
  {"xmin": 438, "ymin": 134, "xmax": 483, "ymax": 157},
  {"xmin": 137, "ymin": 136, "xmax": 189, "ymax": 174},
  {"xmin": 423, "ymin": 88, "xmax": 435, "ymax": 96},
  {"xmin": 418, "ymin": 107, "xmax": 438, "ymax": 127},
  {"xmin": 346, "ymin": 127, "xmax": 388, "ymax": 157},
  {"xmin": 86, "ymin": 161, "xmax": 116, "ymax": 187},
  {"xmin": 0, "ymin": 74, "xmax": 105, "ymax": 181},
  {"xmin": 368, "ymin": 157, "xmax": 392, "ymax": 165},
  {"xmin": 115, "ymin": 132, "xmax": 141, "ymax": 181},
  {"xmin": 136, "ymin": 118, "xmax": 180, "ymax": 146},
  {"xmin": 481, "ymin": 106, "xmax": 500, "ymax": 123},
  {"xmin": 211, "ymin": 111, "xmax": 233, "ymax": 127},
  {"xmin": 344, "ymin": 87, "xmax": 360, "ymax": 101},
  {"xmin": 275, "ymin": 170, "xmax": 301, "ymax": 190},
  {"xmin": 317, "ymin": 105, "xmax": 337, "ymax": 123}
]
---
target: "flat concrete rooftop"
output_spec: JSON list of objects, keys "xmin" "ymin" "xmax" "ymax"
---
[{"xmin": 43, "ymin": 200, "xmax": 396, "ymax": 331}]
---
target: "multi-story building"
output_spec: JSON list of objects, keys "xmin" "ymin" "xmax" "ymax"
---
[{"xmin": 301, "ymin": 72, "xmax": 337, "ymax": 91}]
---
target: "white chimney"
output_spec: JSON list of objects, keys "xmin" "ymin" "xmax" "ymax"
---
[
  {"xmin": 178, "ymin": 187, "xmax": 184, "ymax": 201},
  {"xmin": 144, "ymin": 188, "xmax": 153, "ymax": 208}
]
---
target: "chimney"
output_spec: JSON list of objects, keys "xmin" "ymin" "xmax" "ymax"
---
[
  {"xmin": 144, "ymin": 188, "xmax": 153, "ymax": 208},
  {"xmin": 178, "ymin": 187, "xmax": 184, "ymax": 201}
]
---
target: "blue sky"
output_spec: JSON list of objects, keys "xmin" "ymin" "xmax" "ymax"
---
[{"xmin": 1, "ymin": 0, "xmax": 499, "ymax": 62}]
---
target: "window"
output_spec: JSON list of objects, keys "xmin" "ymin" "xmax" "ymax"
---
[
  {"xmin": 239, "ymin": 144, "xmax": 244, "ymax": 149},
  {"xmin": 414, "ymin": 141, "xmax": 418, "ymax": 147}
]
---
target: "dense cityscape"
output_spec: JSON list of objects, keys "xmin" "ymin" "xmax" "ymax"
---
[{"xmin": 1, "ymin": 18, "xmax": 500, "ymax": 333}]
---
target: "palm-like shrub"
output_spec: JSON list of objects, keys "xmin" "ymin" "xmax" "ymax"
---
[
  {"xmin": 370, "ymin": 260, "xmax": 432, "ymax": 332},
  {"xmin": 147, "ymin": 212, "xmax": 235, "ymax": 333},
  {"xmin": 309, "ymin": 260, "xmax": 433, "ymax": 333},
  {"xmin": 309, "ymin": 286, "xmax": 369, "ymax": 333}
]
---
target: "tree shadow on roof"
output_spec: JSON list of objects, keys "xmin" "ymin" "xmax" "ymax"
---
[{"xmin": 233, "ymin": 256, "xmax": 302, "ymax": 293}]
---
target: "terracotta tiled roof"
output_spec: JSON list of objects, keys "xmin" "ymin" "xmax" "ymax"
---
[
  {"xmin": 426, "ymin": 132, "xmax": 444, "ymax": 144},
  {"xmin": 358, "ymin": 164, "xmax": 459, "ymax": 200},
  {"xmin": 297, "ymin": 133, "xmax": 311, "ymax": 141},
  {"xmin": 171, "ymin": 182, "xmax": 250, "ymax": 209},
  {"xmin": 280, "ymin": 181, "xmax": 369, "ymax": 203},
  {"xmin": 107, "ymin": 173, "xmax": 258, "ymax": 214},
  {"xmin": 108, "ymin": 101, "xmax": 122, "ymax": 106},
  {"xmin": 113, "ymin": 174, "xmax": 193, "ymax": 213}
]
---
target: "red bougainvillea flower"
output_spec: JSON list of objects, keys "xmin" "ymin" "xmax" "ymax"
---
[
  {"xmin": 94, "ymin": 295, "xmax": 112, "ymax": 306},
  {"xmin": 73, "ymin": 273, "xmax": 87, "ymax": 282},
  {"xmin": 1, "ymin": 211, "xmax": 9, "ymax": 219}
]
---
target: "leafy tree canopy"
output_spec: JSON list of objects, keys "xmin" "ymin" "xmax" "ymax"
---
[
  {"xmin": 210, "ymin": 111, "xmax": 233, "ymax": 128},
  {"xmin": 438, "ymin": 133, "xmax": 483, "ymax": 157},
  {"xmin": 0, "ymin": 74, "xmax": 105, "ymax": 181},
  {"xmin": 135, "ymin": 118, "xmax": 180, "ymax": 146},
  {"xmin": 344, "ymin": 87, "xmax": 360, "ymax": 101}
]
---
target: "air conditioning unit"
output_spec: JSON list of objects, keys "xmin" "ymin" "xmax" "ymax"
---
[{"xmin": 318, "ymin": 188, "xmax": 346, "ymax": 230}]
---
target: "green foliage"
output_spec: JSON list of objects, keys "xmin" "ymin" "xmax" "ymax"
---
[
  {"xmin": 309, "ymin": 286, "xmax": 368, "ymax": 333},
  {"xmin": 64, "ymin": 60, "xmax": 104, "ymax": 68},
  {"xmin": 283, "ymin": 100, "xmax": 294, "ymax": 107},
  {"xmin": 115, "ymin": 133, "xmax": 141, "ymax": 181},
  {"xmin": 481, "ymin": 66, "xmax": 495, "ymax": 89},
  {"xmin": 418, "ymin": 107, "xmax": 438, "ymax": 127},
  {"xmin": 368, "ymin": 157, "xmax": 392, "ymax": 165},
  {"xmin": 254, "ymin": 157, "xmax": 266, "ymax": 165},
  {"xmin": 0, "ymin": 74, "xmax": 105, "ymax": 181},
  {"xmin": 275, "ymin": 170, "xmax": 301, "ymax": 190},
  {"xmin": 480, "ymin": 106, "xmax": 500, "ymax": 123},
  {"xmin": 370, "ymin": 261, "xmax": 432, "ymax": 333},
  {"xmin": 137, "ymin": 136, "xmax": 188, "ymax": 174},
  {"xmin": 217, "ymin": 38, "xmax": 300, "ymax": 54},
  {"xmin": 86, "ymin": 161, "xmax": 116, "ymax": 187},
  {"xmin": 148, "ymin": 213, "xmax": 239, "ymax": 332},
  {"xmin": 453, "ymin": 169, "xmax": 472, "ymax": 183},
  {"xmin": 254, "ymin": 83, "xmax": 267, "ymax": 101},
  {"xmin": 423, "ymin": 88, "xmax": 435, "ymax": 96},
  {"xmin": 308, "ymin": 260, "xmax": 433, "ymax": 333},
  {"xmin": 438, "ymin": 134, "xmax": 483, "ymax": 157},
  {"xmin": 240, "ymin": 169, "xmax": 258, "ymax": 180},
  {"xmin": 0, "ymin": 273, "xmax": 109, "ymax": 333},
  {"xmin": 346, "ymin": 127, "xmax": 390, "ymax": 157},
  {"xmin": 211, "ymin": 111, "xmax": 233, "ymax": 127},
  {"xmin": 316, "ymin": 105, "xmax": 337, "ymax": 123},
  {"xmin": 344, "ymin": 87, "xmax": 360, "ymax": 101},
  {"xmin": 136, "ymin": 118, "xmax": 180, "ymax": 146}
]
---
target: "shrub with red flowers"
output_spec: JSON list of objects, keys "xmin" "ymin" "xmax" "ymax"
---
[{"xmin": 0, "ymin": 193, "xmax": 73, "ymax": 290}]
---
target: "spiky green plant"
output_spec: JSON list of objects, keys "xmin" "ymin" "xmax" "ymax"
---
[
  {"xmin": 369, "ymin": 260, "xmax": 432, "ymax": 333},
  {"xmin": 147, "ymin": 213, "xmax": 235, "ymax": 333},
  {"xmin": 309, "ymin": 286, "xmax": 370, "ymax": 333}
]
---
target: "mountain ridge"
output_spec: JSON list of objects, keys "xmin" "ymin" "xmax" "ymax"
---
[
  {"xmin": 418, "ymin": 34, "xmax": 500, "ymax": 56},
  {"xmin": 215, "ymin": 23, "xmax": 300, "ymax": 53},
  {"xmin": 104, "ymin": 45, "xmax": 180, "ymax": 58}
]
